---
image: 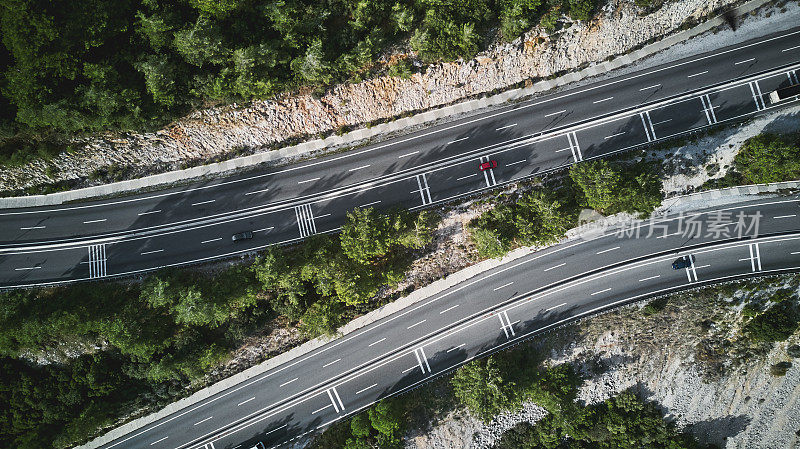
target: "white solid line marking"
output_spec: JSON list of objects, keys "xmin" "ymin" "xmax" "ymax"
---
[
  {"xmin": 194, "ymin": 416, "xmax": 213, "ymax": 426},
  {"xmin": 440, "ymin": 304, "xmax": 460, "ymax": 314},
  {"xmin": 311, "ymin": 404, "xmax": 333, "ymax": 415},
  {"xmin": 368, "ymin": 338, "xmax": 387, "ymax": 347},
  {"xmin": 735, "ymin": 58, "xmax": 756, "ymax": 65},
  {"xmin": 782, "ymin": 45, "xmax": 800, "ymax": 52},
  {"xmin": 14, "ymin": 266, "xmax": 41, "ymax": 271},
  {"xmin": 687, "ymin": 70, "xmax": 709, "ymax": 78},
  {"xmin": 19, "ymin": 226, "xmax": 46, "ymax": 230},
  {"xmin": 593, "ymin": 97, "xmax": 614, "ymax": 104},
  {"xmin": 253, "ymin": 227, "xmax": 274, "ymax": 233},
  {"xmin": 149, "ymin": 437, "xmax": 168, "ymax": 446},
  {"xmin": 639, "ymin": 84, "xmax": 661, "ymax": 91},
  {"xmin": 407, "ymin": 319, "xmax": 426, "ymax": 330},
  {"xmin": 401, "ymin": 366, "xmax": 417, "ymax": 374},
  {"xmin": 191, "ymin": 199, "xmax": 215, "ymax": 206},
  {"xmin": 591, "ymin": 288, "xmax": 612, "ymax": 296},
  {"xmin": 358, "ymin": 201, "xmax": 381, "ymax": 208},
  {"xmin": 83, "ymin": 218, "xmax": 107, "ymax": 224},
  {"xmin": 493, "ymin": 282, "xmax": 514, "ymax": 291},
  {"xmin": 140, "ymin": 249, "xmax": 164, "ymax": 256},
  {"xmin": 774, "ymin": 214, "xmax": 797, "ymax": 219},
  {"xmin": 279, "ymin": 378, "xmax": 298, "ymax": 387},
  {"xmin": 355, "ymin": 384, "xmax": 377, "ymax": 395},
  {"xmin": 495, "ymin": 123, "xmax": 517, "ymax": 131},
  {"xmin": 201, "ymin": 238, "xmax": 222, "ymax": 244},
  {"xmin": 507, "ymin": 159, "xmax": 527, "ymax": 166},
  {"xmin": 546, "ymin": 302, "xmax": 567, "ymax": 312},
  {"xmin": 245, "ymin": 188, "xmax": 270, "ymax": 196},
  {"xmin": 638, "ymin": 275, "xmax": 661, "ymax": 282},
  {"xmin": 138, "ymin": 210, "xmax": 162, "ymax": 216},
  {"xmin": 447, "ymin": 344, "xmax": 466, "ymax": 352},
  {"xmin": 544, "ymin": 109, "xmax": 567, "ymax": 117},
  {"xmin": 457, "ymin": 173, "xmax": 479, "ymax": 180},
  {"xmin": 348, "ymin": 165, "xmax": 370, "ymax": 172},
  {"xmin": 596, "ymin": 246, "xmax": 620, "ymax": 254},
  {"xmin": 448, "ymin": 137, "xmax": 469, "ymax": 144},
  {"xmin": 322, "ymin": 358, "xmax": 341, "ymax": 368},
  {"xmin": 604, "ymin": 132, "xmax": 626, "ymax": 139},
  {"xmin": 398, "ymin": 151, "xmax": 419, "ymax": 158},
  {"xmin": 237, "ymin": 397, "xmax": 255, "ymax": 407},
  {"xmin": 298, "ymin": 177, "xmax": 320, "ymax": 184},
  {"xmin": 544, "ymin": 262, "xmax": 566, "ymax": 272}
]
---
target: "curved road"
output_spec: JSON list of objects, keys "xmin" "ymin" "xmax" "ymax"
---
[
  {"xmin": 3, "ymin": 28, "xmax": 800, "ymax": 288},
  {"xmin": 89, "ymin": 195, "xmax": 800, "ymax": 449}
]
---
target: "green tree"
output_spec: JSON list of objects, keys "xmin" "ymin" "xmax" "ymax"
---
[
  {"xmin": 733, "ymin": 133, "xmax": 800, "ymax": 184},
  {"xmin": 499, "ymin": 0, "xmax": 544, "ymax": 41},
  {"xmin": 451, "ymin": 357, "xmax": 516, "ymax": 421}
]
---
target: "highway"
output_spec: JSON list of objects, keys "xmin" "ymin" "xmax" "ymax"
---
[
  {"xmin": 1, "ymin": 28, "xmax": 800, "ymax": 288},
  {"xmin": 91, "ymin": 195, "xmax": 800, "ymax": 449}
]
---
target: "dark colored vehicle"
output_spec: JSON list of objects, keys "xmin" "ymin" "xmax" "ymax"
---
[
  {"xmin": 479, "ymin": 160, "xmax": 498, "ymax": 171},
  {"xmin": 232, "ymin": 231, "xmax": 254, "ymax": 242},
  {"xmin": 672, "ymin": 255, "xmax": 695, "ymax": 270},
  {"xmin": 769, "ymin": 83, "xmax": 800, "ymax": 104}
]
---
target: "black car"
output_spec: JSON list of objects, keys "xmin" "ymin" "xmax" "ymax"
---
[
  {"xmin": 232, "ymin": 231, "xmax": 253, "ymax": 242},
  {"xmin": 672, "ymin": 255, "xmax": 695, "ymax": 270}
]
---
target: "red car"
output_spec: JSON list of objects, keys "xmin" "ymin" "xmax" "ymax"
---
[{"xmin": 479, "ymin": 160, "xmax": 497, "ymax": 171}]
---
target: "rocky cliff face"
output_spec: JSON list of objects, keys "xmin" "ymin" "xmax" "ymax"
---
[{"xmin": 0, "ymin": 0, "xmax": 738, "ymax": 192}]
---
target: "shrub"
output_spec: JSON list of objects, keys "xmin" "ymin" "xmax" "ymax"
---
[
  {"xmin": 771, "ymin": 361, "xmax": 792, "ymax": 377},
  {"xmin": 742, "ymin": 298, "xmax": 800, "ymax": 343},
  {"xmin": 732, "ymin": 133, "xmax": 800, "ymax": 184}
]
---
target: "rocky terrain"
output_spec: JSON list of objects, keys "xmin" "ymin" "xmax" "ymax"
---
[{"xmin": 0, "ymin": 0, "xmax": 751, "ymax": 193}]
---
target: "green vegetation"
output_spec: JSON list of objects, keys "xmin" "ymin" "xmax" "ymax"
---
[
  {"xmin": 0, "ymin": 207, "xmax": 434, "ymax": 448},
  {"xmin": 0, "ymin": 0, "xmax": 597, "ymax": 156},
  {"xmin": 469, "ymin": 158, "xmax": 662, "ymax": 258},
  {"xmin": 493, "ymin": 392, "xmax": 703, "ymax": 449},
  {"xmin": 569, "ymin": 159, "xmax": 662, "ymax": 216},
  {"xmin": 705, "ymin": 132, "xmax": 800, "ymax": 189},
  {"xmin": 741, "ymin": 289, "xmax": 800, "ymax": 344}
]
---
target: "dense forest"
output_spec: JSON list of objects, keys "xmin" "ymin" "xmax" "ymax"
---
[{"xmin": 0, "ymin": 0, "xmax": 595, "ymax": 143}]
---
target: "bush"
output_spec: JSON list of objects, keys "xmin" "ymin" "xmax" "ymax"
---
[
  {"xmin": 642, "ymin": 297, "xmax": 668, "ymax": 316},
  {"xmin": 771, "ymin": 361, "xmax": 792, "ymax": 377},
  {"xmin": 569, "ymin": 159, "xmax": 662, "ymax": 216},
  {"xmin": 732, "ymin": 133, "xmax": 800, "ymax": 184},
  {"xmin": 567, "ymin": 0, "xmax": 595, "ymax": 21},
  {"xmin": 742, "ymin": 298, "xmax": 800, "ymax": 344}
]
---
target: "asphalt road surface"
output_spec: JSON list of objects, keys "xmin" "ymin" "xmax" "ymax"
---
[
  {"xmin": 91, "ymin": 195, "xmax": 800, "ymax": 449},
  {"xmin": 2, "ymin": 28, "xmax": 800, "ymax": 288}
]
